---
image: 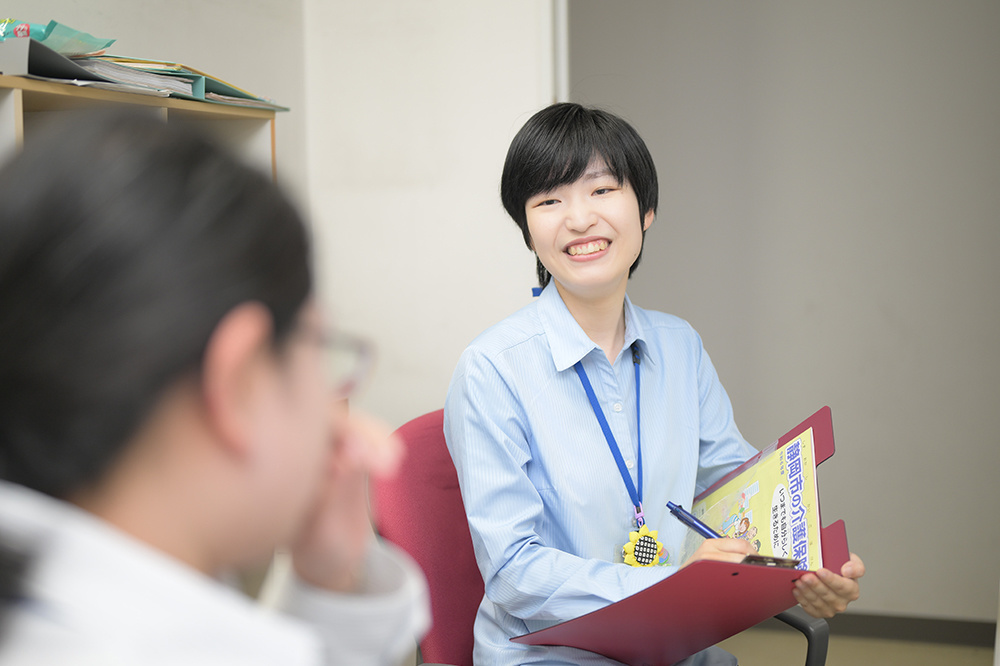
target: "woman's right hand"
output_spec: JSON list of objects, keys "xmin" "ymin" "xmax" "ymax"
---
[{"xmin": 680, "ymin": 537, "xmax": 757, "ymax": 569}]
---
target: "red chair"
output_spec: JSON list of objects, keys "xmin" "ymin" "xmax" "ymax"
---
[
  {"xmin": 373, "ymin": 410, "xmax": 828, "ymax": 666},
  {"xmin": 372, "ymin": 410, "xmax": 481, "ymax": 666}
]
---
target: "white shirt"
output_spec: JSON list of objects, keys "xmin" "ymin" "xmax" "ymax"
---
[{"xmin": 0, "ymin": 481, "xmax": 429, "ymax": 665}]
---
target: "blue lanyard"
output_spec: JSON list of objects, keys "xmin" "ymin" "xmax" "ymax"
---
[{"xmin": 574, "ymin": 344, "xmax": 644, "ymax": 527}]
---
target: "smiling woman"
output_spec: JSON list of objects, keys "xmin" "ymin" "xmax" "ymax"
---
[{"xmin": 443, "ymin": 103, "xmax": 864, "ymax": 666}]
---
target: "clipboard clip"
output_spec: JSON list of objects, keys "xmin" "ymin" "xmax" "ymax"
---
[{"xmin": 741, "ymin": 554, "xmax": 800, "ymax": 569}]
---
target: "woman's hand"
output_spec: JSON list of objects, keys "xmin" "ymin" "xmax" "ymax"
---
[
  {"xmin": 793, "ymin": 552, "xmax": 865, "ymax": 618},
  {"xmin": 680, "ymin": 537, "xmax": 757, "ymax": 569},
  {"xmin": 682, "ymin": 538, "xmax": 865, "ymax": 619}
]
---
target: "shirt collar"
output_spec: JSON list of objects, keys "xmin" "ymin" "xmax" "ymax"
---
[{"xmin": 536, "ymin": 282, "xmax": 652, "ymax": 371}]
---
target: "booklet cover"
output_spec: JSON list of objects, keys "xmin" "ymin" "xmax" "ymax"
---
[{"xmin": 680, "ymin": 428, "xmax": 823, "ymax": 571}]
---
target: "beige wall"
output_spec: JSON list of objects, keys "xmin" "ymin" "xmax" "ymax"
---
[
  {"xmin": 302, "ymin": 1, "xmax": 550, "ymax": 426},
  {"xmin": 12, "ymin": 1, "xmax": 550, "ymax": 427},
  {"xmin": 569, "ymin": 1, "xmax": 1000, "ymax": 622}
]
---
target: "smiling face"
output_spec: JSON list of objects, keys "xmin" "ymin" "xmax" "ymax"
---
[
  {"xmin": 500, "ymin": 104, "xmax": 659, "ymax": 291},
  {"xmin": 525, "ymin": 160, "xmax": 654, "ymax": 307}
]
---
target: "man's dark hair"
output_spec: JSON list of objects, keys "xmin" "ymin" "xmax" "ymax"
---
[{"xmin": 0, "ymin": 111, "xmax": 312, "ymax": 500}]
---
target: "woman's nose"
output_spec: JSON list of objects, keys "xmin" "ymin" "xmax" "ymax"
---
[{"xmin": 563, "ymin": 199, "xmax": 596, "ymax": 232}]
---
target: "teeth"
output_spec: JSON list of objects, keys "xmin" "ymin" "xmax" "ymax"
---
[{"xmin": 568, "ymin": 240, "xmax": 608, "ymax": 256}]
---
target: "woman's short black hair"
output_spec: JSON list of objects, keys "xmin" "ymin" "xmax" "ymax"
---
[
  {"xmin": 0, "ymin": 111, "xmax": 312, "ymax": 500},
  {"xmin": 500, "ymin": 103, "xmax": 658, "ymax": 287}
]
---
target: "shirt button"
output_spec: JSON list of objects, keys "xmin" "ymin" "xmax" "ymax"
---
[
  {"xmin": 625, "ymin": 459, "xmax": 635, "ymax": 469},
  {"xmin": 612, "ymin": 402, "xmax": 623, "ymax": 412}
]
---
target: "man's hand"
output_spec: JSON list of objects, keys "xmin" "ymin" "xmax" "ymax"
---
[{"xmin": 290, "ymin": 405, "xmax": 404, "ymax": 592}]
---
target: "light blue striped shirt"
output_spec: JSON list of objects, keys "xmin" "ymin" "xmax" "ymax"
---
[{"xmin": 444, "ymin": 283, "xmax": 757, "ymax": 665}]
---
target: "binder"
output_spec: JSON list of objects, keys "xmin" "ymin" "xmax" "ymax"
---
[
  {"xmin": 511, "ymin": 407, "xmax": 850, "ymax": 666},
  {"xmin": 0, "ymin": 36, "xmax": 103, "ymax": 81},
  {"xmin": 87, "ymin": 56, "xmax": 289, "ymax": 110},
  {"xmin": 0, "ymin": 38, "xmax": 286, "ymax": 110}
]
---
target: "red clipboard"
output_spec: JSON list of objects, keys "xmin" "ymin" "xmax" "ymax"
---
[{"xmin": 511, "ymin": 407, "xmax": 850, "ymax": 666}]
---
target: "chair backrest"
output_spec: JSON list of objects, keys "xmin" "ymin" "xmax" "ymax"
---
[{"xmin": 372, "ymin": 409, "xmax": 482, "ymax": 666}]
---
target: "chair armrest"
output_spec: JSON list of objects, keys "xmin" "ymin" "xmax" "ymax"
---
[{"xmin": 774, "ymin": 606, "xmax": 829, "ymax": 666}]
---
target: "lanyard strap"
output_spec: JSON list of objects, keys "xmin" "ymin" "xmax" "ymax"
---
[{"xmin": 574, "ymin": 344, "xmax": 644, "ymax": 526}]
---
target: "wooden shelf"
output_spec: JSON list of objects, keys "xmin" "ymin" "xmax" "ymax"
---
[{"xmin": 0, "ymin": 74, "xmax": 277, "ymax": 177}]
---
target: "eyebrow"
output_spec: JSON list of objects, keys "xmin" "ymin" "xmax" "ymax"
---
[{"xmin": 582, "ymin": 167, "xmax": 614, "ymax": 181}]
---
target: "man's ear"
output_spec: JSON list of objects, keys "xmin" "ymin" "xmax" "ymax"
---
[
  {"xmin": 643, "ymin": 209, "xmax": 655, "ymax": 231},
  {"xmin": 200, "ymin": 302, "xmax": 275, "ymax": 457}
]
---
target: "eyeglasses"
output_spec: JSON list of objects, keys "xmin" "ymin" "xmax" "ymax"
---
[
  {"xmin": 295, "ymin": 327, "xmax": 374, "ymax": 399},
  {"xmin": 324, "ymin": 330, "xmax": 374, "ymax": 398}
]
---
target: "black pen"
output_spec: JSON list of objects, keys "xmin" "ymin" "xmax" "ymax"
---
[{"xmin": 666, "ymin": 501, "xmax": 722, "ymax": 540}]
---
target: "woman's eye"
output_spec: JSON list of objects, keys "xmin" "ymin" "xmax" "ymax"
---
[
  {"xmin": 594, "ymin": 187, "xmax": 616, "ymax": 196},
  {"xmin": 535, "ymin": 198, "xmax": 559, "ymax": 207}
]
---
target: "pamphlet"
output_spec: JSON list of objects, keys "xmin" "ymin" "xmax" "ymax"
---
[{"xmin": 680, "ymin": 429, "xmax": 823, "ymax": 570}]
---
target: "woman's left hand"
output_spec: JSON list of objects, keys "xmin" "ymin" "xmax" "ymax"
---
[{"xmin": 793, "ymin": 552, "xmax": 865, "ymax": 618}]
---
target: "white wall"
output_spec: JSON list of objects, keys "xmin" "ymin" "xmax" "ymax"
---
[
  {"xmin": 569, "ymin": 1, "xmax": 1000, "ymax": 622},
  {"xmin": 301, "ymin": 1, "xmax": 550, "ymax": 426}
]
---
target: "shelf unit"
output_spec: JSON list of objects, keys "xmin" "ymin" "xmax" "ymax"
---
[{"xmin": 0, "ymin": 74, "xmax": 277, "ymax": 178}]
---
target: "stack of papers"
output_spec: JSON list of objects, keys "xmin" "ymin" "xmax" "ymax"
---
[
  {"xmin": 0, "ymin": 19, "xmax": 286, "ymax": 110},
  {"xmin": 83, "ymin": 55, "xmax": 287, "ymax": 110},
  {"xmin": 72, "ymin": 58, "xmax": 194, "ymax": 97}
]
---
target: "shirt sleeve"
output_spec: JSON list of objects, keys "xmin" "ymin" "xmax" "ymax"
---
[
  {"xmin": 692, "ymin": 333, "xmax": 759, "ymax": 495},
  {"xmin": 276, "ymin": 540, "xmax": 430, "ymax": 666},
  {"xmin": 444, "ymin": 348, "xmax": 673, "ymax": 627}
]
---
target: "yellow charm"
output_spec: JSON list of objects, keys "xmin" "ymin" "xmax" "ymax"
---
[{"xmin": 622, "ymin": 524, "xmax": 662, "ymax": 567}]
